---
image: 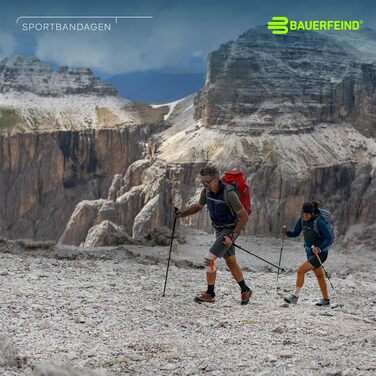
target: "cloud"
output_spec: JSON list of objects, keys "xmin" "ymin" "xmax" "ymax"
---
[
  {"xmin": 0, "ymin": 31, "xmax": 16, "ymax": 59},
  {"xmin": 36, "ymin": 33, "xmax": 114, "ymax": 71},
  {"xmin": 25, "ymin": 0, "xmax": 376, "ymax": 74},
  {"xmin": 33, "ymin": 3, "xmax": 256, "ymax": 74}
]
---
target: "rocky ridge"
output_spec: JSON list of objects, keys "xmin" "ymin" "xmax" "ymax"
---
[
  {"xmin": 0, "ymin": 56, "xmax": 172, "ymax": 240},
  {"xmin": 194, "ymin": 27, "xmax": 376, "ymax": 139},
  {"xmin": 0, "ymin": 56, "xmax": 170, "ymax": 132},
  {"xmin": 0, "ymin": 124, "xmax": 169, "ymax": 241},
  {"xmin": 0, "ymin": 28, "xmax": 376, "ymax": 248},
  {"xmin": 0, "ymin": 56, "xmax": 117, "ymax": 97},
  {"xmin": 59, "ymin": 28, "xmax": 376, "ymax": 246},
  {"xmin": 60, "ymin": 99, "xmax": 376, "ymax": 247}
]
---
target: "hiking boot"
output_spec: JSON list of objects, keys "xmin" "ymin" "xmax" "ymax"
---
[
  {"xmin": 284, "ymin": 293, "xmax": 298, "ymax": 304},
  {"xmin": 316, "ymin": 298, "xmax": 330, "ymax": 307},
  {"xmin": 241, "ymin": 288, "xmax": 253, "ymax": 305},
  {"xmin": 194, "ymin": 291, "xmax": 215, "ymax": 303}
]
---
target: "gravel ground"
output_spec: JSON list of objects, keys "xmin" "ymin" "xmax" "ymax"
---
[{"xmin": 0, "ymin": 230, "xmax": 375, "ymax": 376}]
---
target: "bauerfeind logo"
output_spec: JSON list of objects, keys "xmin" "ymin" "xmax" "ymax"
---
[{"xmin": 267, "ymin": 16, "xmax": 363, "ymax": 35}]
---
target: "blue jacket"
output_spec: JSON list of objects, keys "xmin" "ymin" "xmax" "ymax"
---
[{"xmin": 287, "ymin": 217, "xmax": 333, "ymax": 257}]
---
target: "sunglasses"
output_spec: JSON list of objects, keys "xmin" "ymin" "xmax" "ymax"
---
[{"xmin": 201, "ymin": 179, "xmax": 214, "ymax": 187}]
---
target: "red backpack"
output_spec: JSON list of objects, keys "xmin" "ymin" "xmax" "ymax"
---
[{"xmin": 222, "ymin": 170, "xmax": 251, "ymax": 215}]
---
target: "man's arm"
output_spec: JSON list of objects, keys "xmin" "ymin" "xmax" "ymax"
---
[
  {"xmin": 232, "ymin": 208, "xmax": 248, "ymax": 237},
  {"xmin": 176, "ymin": 203, "xmax": 204, "ymax": 218}
]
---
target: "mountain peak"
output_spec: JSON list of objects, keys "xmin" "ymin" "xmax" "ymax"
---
[
  {"xmin": 0, "ymin": 55, "xmax": 117, "ymax": 97},
  {"xmin": 194, "ymin": 26, "xmax": 376, "ymax": 138}
]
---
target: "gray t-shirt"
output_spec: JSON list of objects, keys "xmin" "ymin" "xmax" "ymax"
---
[{"xmin": 199, "ymin": 188, "xmax": 244, "ymax": 213}]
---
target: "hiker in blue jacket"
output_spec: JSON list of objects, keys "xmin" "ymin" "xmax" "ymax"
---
[
  {"xmin": 281, "ymin": 201, "xmax": 333, "ymax": 306},
  {"xmin": 175, "ymin": 166, "xmax": 252, "ymax": 305}
]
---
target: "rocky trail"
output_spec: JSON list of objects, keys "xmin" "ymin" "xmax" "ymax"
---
[{"xmin": 0, "ymin": 229, "xmax": 375, "ymax": 375}]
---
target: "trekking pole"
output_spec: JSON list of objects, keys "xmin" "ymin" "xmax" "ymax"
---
[
  {"xmin": 232, "ymin": 243, "xmax": 284, "ymax": 271},
  {"xmin": 312, "ymin": 247, "xmax": 343, "ymax": 308},
  {"xmin": 162, "ymin": 207, "xmax": 178, "ymax": 297},
  {"xmin": 276, "ymin": 227, "xmax": 286, "ymax": 294}
]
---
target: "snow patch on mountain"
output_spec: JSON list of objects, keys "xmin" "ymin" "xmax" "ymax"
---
[
  {"xmin": 151, "ymin": 97, "xmax": 185, "ymax": 121},
  {"xmin": 0, "ymin": 92, "xmax": 134, "ymax": 130}
]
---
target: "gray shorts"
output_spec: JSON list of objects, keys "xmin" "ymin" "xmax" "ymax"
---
[{"xmin": 209, "ymin": 227, "xmax": 236, "ymax": 259}]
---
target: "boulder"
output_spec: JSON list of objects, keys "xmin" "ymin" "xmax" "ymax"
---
[{"xmin": 83, "ymin": 220, "xmax": 137, "ymax": 247}]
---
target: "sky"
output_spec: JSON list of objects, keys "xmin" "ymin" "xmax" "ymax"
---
[{"xmin": 0, "ymin": 0, "xmax": 375, "ymax": 77}]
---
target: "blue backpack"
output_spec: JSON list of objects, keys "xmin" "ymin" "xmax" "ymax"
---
[
  {"xmin": 314, "ymin": 208, "xmax": 335, "ymax": 244},
  {"xmin": 301, "ymin": 208, "xmax": 335, "ymax": 244}
]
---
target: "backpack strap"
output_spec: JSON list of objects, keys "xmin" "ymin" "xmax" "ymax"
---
[
  {"xmin": 302, "ymin": 217, "xmax": 322, "ymax": 237},
  {"xmin": 313, "ymin": 218, "xmax": 319, "ymax": 235},
  {"xmin": 313, "ymin": 218, "xmax": 325, "ymax": 238},
  {"xmin": 223, "ymin": 185, "xmax": 237, "ymax": 216}
]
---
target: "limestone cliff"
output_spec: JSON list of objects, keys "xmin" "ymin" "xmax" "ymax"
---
[
  {"xmin": 0, "ymin": 56, "xmax": 171, "ymax": 240},
  {"xmin": 195, "ymin": 27, "xmax": 376, "ymax": 139},
  {"xmin": 0, "ymin": 125, "xmax": 166, "ymax": 240},
  {"xmin": 60, "ymin": 97, "xmax": 376, "ymax": 245},
  {"xmin": 59, "ymin": 28, "xmax": 376, "ymax": 246},
  {"xmin": 1, "ymin": 28, "xmax": 376, "ymax": 249}
]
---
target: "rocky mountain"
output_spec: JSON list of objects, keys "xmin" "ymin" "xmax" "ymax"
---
[
  {"xmin": 0, "ymin": 29, "xmax": 375, "ymax": 376},
  {"xmin": 0, "ymin": 56, "xmax": 172, "ymax": 132},
  {"xmin": 195, "ymin": 27, "xmax": 376, "ymax": 138},
  {"xmin": 1, "ymin": 28, "xmax": 376, "ymax": 249},
  {"xmin": 59, "ymin": 28, "xmax": 376, "ymax": 247},
  {"xmin": 0, "ymin": 56, "xmax": 117, "ymax": 96},
  {"xmin": 0, "ymin": 56, "xmax": 170, "ymax": 240},
  {"xmin": 0, "ymin": 126, "xmax": 166, "ymax": 240}
]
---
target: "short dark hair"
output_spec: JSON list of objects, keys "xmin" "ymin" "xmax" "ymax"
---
[{"xmin": 199, "ymin": 166, "xmax": 220, "ymax": 179}]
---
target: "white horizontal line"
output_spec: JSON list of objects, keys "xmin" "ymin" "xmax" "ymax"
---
[{"xmin": 16, "ymin": 15, "xmax": 153, "ymax": 23}]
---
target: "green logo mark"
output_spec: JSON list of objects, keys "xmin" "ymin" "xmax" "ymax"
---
[
  {"xmin": 267, "ymin": 17, "xmax": 364, "ymax": 35},
  {"xmin": 268, "ymin": 16, "xmax": 289, "ymax": 35}
]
